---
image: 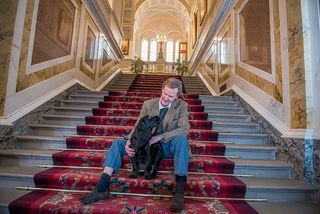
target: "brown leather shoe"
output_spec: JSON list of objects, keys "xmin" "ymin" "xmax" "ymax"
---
[
  {"xmin": 79, "ymin": 188, "xmax": 110, "ymax": 204},
  {"xmin": 170, "ymin": 193, "xmax": 184, "ymax": 212}
]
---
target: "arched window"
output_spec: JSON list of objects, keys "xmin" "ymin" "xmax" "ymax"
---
[
  {"xmin": 141, "ymin": 39, "xmax": 149, "ymax": 61},
  {"xmin": 174, "ymin": 41, "xmax": 180, "ymax": 62},
  {"xmin": 166, "ymin": 40, "xmax": 174, "ymax": 62},
  {"xmin": 149, "ymin": 40, "xmax": 157, "ymax": 61}
]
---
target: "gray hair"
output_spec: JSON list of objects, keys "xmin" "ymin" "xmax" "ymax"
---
[{"xmin": 162, "ymin": 78, "xmax": 183, "ymax": 96}]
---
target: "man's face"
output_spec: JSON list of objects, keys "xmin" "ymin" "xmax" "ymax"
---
[{"xmin": 160, "ymin": 85, "xmax": 179, "ymax": 107}]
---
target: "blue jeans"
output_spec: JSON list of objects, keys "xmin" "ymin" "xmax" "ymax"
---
[{"xmin": 103, "ymin": 136, "xmax": 189, "ymax": 177}]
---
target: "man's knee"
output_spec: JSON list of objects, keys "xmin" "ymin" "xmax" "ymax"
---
[
  {"xmin": 108, "ymin": 139, "xmax": 126, "ymax": 154},
  {"xmin": 171, "ymin": 136, "xmax": 188, "ymax": 151},
  {"xmin": 172, "ymin": 136, "xmax": 188, "ymax": 145},
  {"xmin": 111, "ymin": 139, "xmax": 124, "ymax": 148}
]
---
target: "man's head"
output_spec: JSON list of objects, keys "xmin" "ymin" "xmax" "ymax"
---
[{"xmin": 160, "ymin": 78, "xmax": 183, "ymax": 107}]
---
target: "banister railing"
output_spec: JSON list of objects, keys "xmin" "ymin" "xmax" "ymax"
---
[{"xmin": 143, "ymin": 61, "xmax": 177, "ymax": 74}]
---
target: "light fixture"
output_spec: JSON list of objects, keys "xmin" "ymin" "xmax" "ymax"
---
[{"xmin": 156, "ymin": 34, "xmax": 167, "ymax": 43}]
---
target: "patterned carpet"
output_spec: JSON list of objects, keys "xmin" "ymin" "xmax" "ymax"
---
[{"xmin": 9, "ymin": 74, "xmax": 258, "ymax": 213}]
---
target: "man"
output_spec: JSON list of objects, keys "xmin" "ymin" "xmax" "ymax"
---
[{"xmin": 79, "ymin": 78, "xmax": 190, "ymax": 212}]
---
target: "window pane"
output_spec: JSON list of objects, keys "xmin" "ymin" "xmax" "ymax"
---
[
  {"xmin": 149, "ymin": 40, "xmax": 157, "ymax": 61},
  {"xmin": 166, "ymin": 40, "xmax": 174, "ymax": 62},
  {"xmin": 175, "ymin": 41, "xmax": 179, "ymax": 62},
  {"xmin": 141, "ymin": 39, "xmax": 149, "ymax": 61}
]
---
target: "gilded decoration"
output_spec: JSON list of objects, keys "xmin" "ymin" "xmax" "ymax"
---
[
  {"xmin": 0, "ymin": 0, "xmax": 19, "ymax": 115},
  {"xmin": 16, "ymin": 0, "xmax": 80, "ymax": 92},
  {"xmin": 286, "ymin": 0, "xmax": 306, "ymax": 128},
  {"xmin": 235, "ymin": 0, "xmax": 283, "ymax": 103}
]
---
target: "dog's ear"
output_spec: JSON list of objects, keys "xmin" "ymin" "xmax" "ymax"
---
[{"xmin": 136, "ymin": 115, "xmax": 149, "ymax": 131}]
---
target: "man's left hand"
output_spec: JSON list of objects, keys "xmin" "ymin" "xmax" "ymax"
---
[{"xmin": 149, "ymin": 135, "xmax": 163, "ymax": 145}]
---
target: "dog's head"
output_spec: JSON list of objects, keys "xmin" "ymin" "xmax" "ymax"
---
[
  {"xmin": 137, "ymin": 115, "xmax": 160, "ymax": 130},
  {"xmin": 130, "ymin": 115, "xmax": 160, "ymax": 149}
]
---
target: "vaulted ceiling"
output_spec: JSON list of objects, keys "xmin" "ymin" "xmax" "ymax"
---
[{"xmin": 134, "ymin": 0, "xmax": 191, "ymax": 39}]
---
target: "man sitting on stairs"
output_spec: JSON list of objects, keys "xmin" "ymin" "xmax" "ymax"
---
[{"xmin": 79, "ymin": 77, "xmax": 190, "ymax": 212}]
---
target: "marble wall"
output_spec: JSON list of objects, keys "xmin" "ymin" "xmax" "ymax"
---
[
  {"xmin": 286, "ymin": 0, "xmax": 307, "ymax": 129},
  {"xmin": 16, "ymin": 0, "xmax": 81, "ymax": 92},
  {"xmin": 239, "ymin": 0, "xmax": 272, "ymax": 73},
  {"xmin": 200, "ymin": 0, "xmax": 308, "ymax": 130},
  {"xmin": 234, "ymin": 0, "xmax": 283, "ymax": 103},
  {"xmin": 0, "ymin": 0, "xmax": 19, "ymax": 116},
  {"xmin": 225, "ymin": 90, "xmax": 320, "ymax": 184},
  {"xmin": 0, "ymin": 84, "xmax": 79, "ymax": 150},
  {"xmin": 79, "ymin": 11, "xmax": 99, "ymax": 80},
  {"xmin": 314, "ymin": 141, "xmax": 320, "ymax": 184},
  {"xmin": 200, "ymin": 15, "xmax": 232, "ymax": 90}
]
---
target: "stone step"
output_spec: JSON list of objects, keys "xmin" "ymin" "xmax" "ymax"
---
[
  {"xmin": 248, "ymin": 201, "xmax": 320, "ymax": 214},
  {"xmin": 75, "ymin": 90, "xmax": 108, "ymax": 96},
  {"xmin": 16, "ymin": 135, "xmax": 66, "ymax": 149},
  {"xmin": 29, "ymin": 124, "xmax": 77, "ymax": 137},
  {"xmin": 42, "ymin": 114, "xmax": 259, "ymax": 133},
  {"xmin": 225, "ymin": 144, "xmax": 276, "ymax": 160},
  {"xmin": 69, "ymin": 94, "xmax": 105, "ymax": 101},
  {"xmin": 0, "ymin": 149, "xmax": 54, "ymax": 167},
  {"xmin": 233, "ymin": 159, "xmax": 292, "ymax": 179},
  {"xmin": 205, "ymin": 110, "xmax": 246, "ymax": 116},
  {"xmin": 52, "ymin": 107, "xmax": 92, "ymax": 116},
  {"xmin": 104, "ymin": 88, "xmax": 128, "ymax": 92},
  {"xmin": 0, "ymin": 166, "xmax": 42, "ymax": 188},
  {"xmin": 0, "ymin": 166, "xmax": 317, "ymax": 203},
  {"xmin": 200, "ymin": 96, "xmax": 233, "ymax": 102},
  {"xmin": 0, "ymin": 149, "xmax": 289, "ymax": 179},
  {"xmin": 208, "ymin": 113, "xmax": 252, "ymax": 122},
  {"xmin": 0, "ymin": 187, "xmax": 27, "ymax": 214},
  {"xmin": 212, "ymin": 121, "xmax": 260, "ymax": 132},
  {"xmin": 241, "ymin": 177, "xmax": 319, "ymax": 202},
  {"xmin": 61, "ymin": 100, "xmax": 99, "ymax": 108},
  {"xmin": 106, "ymin": 85, "xmax": 131, "ymax": 89},
  {"xmin": 183, "ymin": 85, "xmax": 210, "ymax": 89},
  {"xmin": 185, "ymin": 91, "xmax": 211, "ymax": 95},
  {"xmin": 200, "ymin": 95, "xmax": 234, "ymax": 101},
  {"xmin": 204, "ymin": 106, "xmax": 244, "ymax": 113},
  {"xmin": 28, "ymin": 124, "xmax": 269, "ymax": 145},
  {"xmin": 202, "ymin": 100, "xmax": 238, "ymax": 107},
  {"xmin": 219, "ymin": 132, "xmax": 269, "ymax": 145},
  {"xmin": 16, "ymin": 135, "xmax": 277, "ymax": 160},
  {"xmin": 41, "ymin": 115, "xmax": 85, "ymax": 126}
]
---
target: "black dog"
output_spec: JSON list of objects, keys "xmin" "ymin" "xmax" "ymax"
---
[{"xmin": 129, "ymin": 115, "xmax": 164, "ymax": 180}]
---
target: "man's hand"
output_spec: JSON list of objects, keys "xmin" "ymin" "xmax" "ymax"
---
[
  {"xmin": 149, "ymin": 135, "xmax": 163, "ymax": 145},
  {"xmin": 125, "ymin": 141, "xmax": 135, "ymax": 157}
]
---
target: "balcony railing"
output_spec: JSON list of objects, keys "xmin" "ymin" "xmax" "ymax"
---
[{"xmin": 143, "ymin": 61, "xmax": 177, "ymax": 74}]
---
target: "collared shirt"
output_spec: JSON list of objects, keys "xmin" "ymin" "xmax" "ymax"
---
[{"xmin": 159, "ymin": 101, "xmax": 171, "ymax": 110}]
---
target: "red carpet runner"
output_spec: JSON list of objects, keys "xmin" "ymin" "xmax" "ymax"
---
[{"xmin": 9, "ymin": 74, "xmax": 258, "ymax": 213}]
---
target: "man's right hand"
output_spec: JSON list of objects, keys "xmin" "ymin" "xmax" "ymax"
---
[{"xmin": 125, "ymin": 141, "xmax": 135, "ymax": 157}]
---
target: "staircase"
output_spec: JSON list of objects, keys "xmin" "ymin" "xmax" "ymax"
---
[
  {"xmin": 182, "ymin": 76, "xmax": 211, "ymax": 95},
  {"xmin": 0, "ymin": 73, "xmax": 319, "ymax": 213},
  {"xmin": 102, "ymin": 73, "xmax": 136, "ymax": 92}
]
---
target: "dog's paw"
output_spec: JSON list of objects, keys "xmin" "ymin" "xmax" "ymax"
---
[
  {"xmin": 129, "ymin": 173, "xmax": 138, "ymax": 178},
  {"xmin": 144, "ymin": 173, "xmax": 156, "ymax": 180}
]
